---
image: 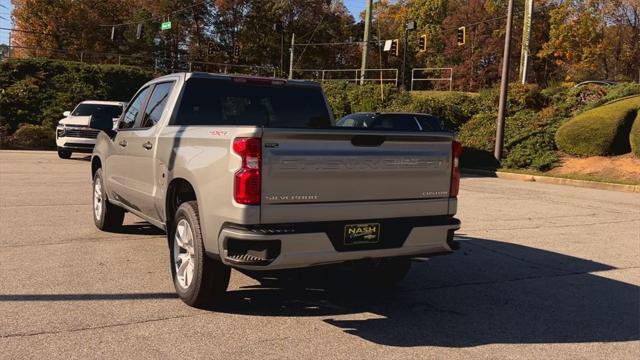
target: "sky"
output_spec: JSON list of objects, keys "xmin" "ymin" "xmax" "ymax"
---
[
  {"xmin": 0, "ymin": 0, "xmax": 11, "ymax": 45},
  {"xmin": 0, "ymin": 0, "xmax": 366, "ymax": 46},
  {"xmin": 344, "ymin": 0, "xmax": 366, "ymax": 18}
]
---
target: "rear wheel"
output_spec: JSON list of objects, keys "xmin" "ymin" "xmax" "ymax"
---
[
  {"xmin": 92, "ymin": 168, "xmax": 125, "ymax": 231},
  {"xmin": 170, "ymin": 200, "xmax": 230, "ymax": 308},
  {"xmin": 57, "ymin": 148, "xmax": 72, "ymax": 159}
]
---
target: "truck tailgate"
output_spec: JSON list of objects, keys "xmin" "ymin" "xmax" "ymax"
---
[{"xmin": 261, "ymin": 128, "xmax": 453, "ymax": 209}]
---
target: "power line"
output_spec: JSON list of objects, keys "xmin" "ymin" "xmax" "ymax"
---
[
  {"xmin": 99, "ymin": 0, "xmax": 209, "ymax": 27},
  {"xmin": 0, "ymin": 27, "xmax": 55, "ymax": 36},
  {"xmin": 293, "ymin": 11, "xmax": 328, "ymax": 68},
  {"xmin": 293, "ymin": 40, "xmax": 365, "ymax": 46}
]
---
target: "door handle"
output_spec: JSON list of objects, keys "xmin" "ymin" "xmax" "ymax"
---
[
  {"xmin": 118, "ymin": 139, "xmax": 127, "ymax": 147},
  {"xmin": 142, "ymin": 141, "xmax": 153, "ymax": 150}
]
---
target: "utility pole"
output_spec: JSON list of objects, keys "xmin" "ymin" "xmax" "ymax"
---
[
  {"xmin": 360, "ymin": 0, "xmax": 373, "ymax": 85},
  {"xmin": 518, "ymin": 0, "xmax": 534, "ymax": 84},
  {"xmin": 401, "ymin": 21, "xmax": 416, "ymax": 89},
  {"xmin": 274, "ymin": 22, "xmax": 285, "ymax": 77},
  {"xmin": 280, "ymin": 33, "xmax": 285, "ymax": 77},
  {"xmin": 495, "ymin": 0, "xmax": 515, "ymax": 161},
  {"xmin": 288, "ymin": 33, "xmax": 295, "ymax": 79}
]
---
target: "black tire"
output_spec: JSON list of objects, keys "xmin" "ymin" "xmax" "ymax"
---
[
  {"xmin": 57, "ymin": 148, "xmax": 72, "ymax": 159},
  {"xmin": 169, "ymin": 200, "xmax": 230, "ymax": 308},
  {"xmin": 92, "ymin": 168, "xmax": 125, "ymax": 231}
]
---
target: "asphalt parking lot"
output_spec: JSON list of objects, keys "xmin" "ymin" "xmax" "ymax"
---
[{"xmin": 1, "ymin": 150, "xmax": 639, "ymax": 359}]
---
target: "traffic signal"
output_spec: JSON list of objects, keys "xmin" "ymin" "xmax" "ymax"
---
[
  {"xmin": 207, "ymin": 42, "xmax": 215, "ymax": 56},
  {"xmin": 418, "ymin": 34, "xmax": 427, "ymax": 52},
  {"xmin": 234, "ymin": 44, "xmax": 240, "ymax": 58},
  {"xmin": 390, "ymin": 39, "xmax": 399, "ymax": 56},
  {"xmin": 457, "ymin": 26, "xmax": 466, "ymax": 46}
]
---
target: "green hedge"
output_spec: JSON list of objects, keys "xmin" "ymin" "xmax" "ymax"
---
[
  {"xmin": 458, "ymin": 109, "xmax": 560, "ymax": 171},
  {"xmin": 321, "ymin": 82, "xmax": 411, "ymax": 120},
  {"xmin": 0, "ymin": 58, "xmax": 153, "ymax": 149},
  {"xmin": 321, "ymin": 82, "xmax": 477, "ymax": 131},
  {"xmin": 555, "ymin": 96, "xmax": 640, "ymax": 156},
  {"xmin": 631, "ymin": 112, "xmax": 640, "ymax": 157}
]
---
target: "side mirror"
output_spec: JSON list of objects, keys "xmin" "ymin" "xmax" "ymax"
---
[
  {"xmin": 63, "ymin": 111, "xmax": 71, "ymax": 117},
  {"xmin": 89, "ymin": 113, "xmax": 116, "ymax": 137}
]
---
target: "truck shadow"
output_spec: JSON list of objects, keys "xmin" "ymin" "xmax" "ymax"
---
[
  {"xmin": 112, "ymin": 221, "xmax": 166, "ymax": 236},
  {"xmin": 216, "ymin": 236, "xmax": 640, "ymax": 347}
]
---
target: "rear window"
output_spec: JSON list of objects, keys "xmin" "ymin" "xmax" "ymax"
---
[
  {"xmin": 337, "ymin": 113, "xmax": 443, "ymax": 132},
  {"xmin": 173, "ymin": 78, "xmax": 332, "ymax": 128},
  {"xmin": 72, "ymin": 104, "xmax": 122, "ymax": 118}
]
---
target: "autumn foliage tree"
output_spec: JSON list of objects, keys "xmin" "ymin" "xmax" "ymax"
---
[{"xmin": 8, "ymin": 0, "xmax": 640, "ymax": 86}]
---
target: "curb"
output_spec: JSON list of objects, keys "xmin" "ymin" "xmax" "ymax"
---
[{"xmin": 462, "ymin": 169, "xmax": 640, "ymax": 193}]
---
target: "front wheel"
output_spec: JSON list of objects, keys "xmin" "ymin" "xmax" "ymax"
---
[
  {"xmin": 57, "ymin": 148, "xmax": 72, "ymax": 159},
  {"xmin": 92, "ymin": 168, "xmax": 125, "ymax": 231},
  {"xmin": 170, "ymin": 201, "xmax": 230, "ymax": 308}
]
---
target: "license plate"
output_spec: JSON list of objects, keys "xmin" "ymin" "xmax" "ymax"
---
[{"xmin": 344, "ymin": 223, "xmax": 381, "ymax": 245}]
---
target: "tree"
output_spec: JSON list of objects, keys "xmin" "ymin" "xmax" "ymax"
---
[{"xmin": 539, "ymin": 0, "xmax": 639, "ymax": 82}]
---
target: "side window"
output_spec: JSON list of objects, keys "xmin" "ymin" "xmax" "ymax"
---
[
  {"xmin": 119, "ymin": 86, "xmax": 151, "ymax": 130},
  {"xmin": 140, "ymin": 82, "xmax": 175, "ymax": 128},
  {"xmin": 338, "ymin": 118, "xmax": 357, "ymax": 127}
]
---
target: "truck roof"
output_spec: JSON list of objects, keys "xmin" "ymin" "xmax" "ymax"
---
[
  {"xmin": 79, "ymin": 100, "xmax": 126, "ymax": 106},
  {"xmin": 150, "ymin": 72, "xmax": 320, "ymax": 87}
]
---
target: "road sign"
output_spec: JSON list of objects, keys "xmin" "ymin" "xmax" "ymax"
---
[
  {"xmin": 383, "ymin": 39, "xmax": 392, "ymax": 51},
  {"xmin": 161, "ymin": 21, "xmax": 172, "ymax": 31}
]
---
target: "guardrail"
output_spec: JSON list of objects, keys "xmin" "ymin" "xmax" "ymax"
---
[
  {"xmin": 411, "ymin": 67, "xmax": 453, "ymax": 91},
  {"xmin": 294, "ymin": 68, "xmax": 398, "ymax": 86}
]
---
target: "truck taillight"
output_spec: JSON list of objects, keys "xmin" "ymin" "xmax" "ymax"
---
[
  {"xmin": 450, "ymin": 141, "xmax": 462, "ymax": 198},
  {"xmin": 232, "ymin": 137, "xmax": 261, "ymax": 205}
]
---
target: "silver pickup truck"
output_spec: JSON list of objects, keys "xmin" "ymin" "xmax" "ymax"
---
[{"xmin": 89, "ymin": 72, "xmax": 461, "ymax": 307}]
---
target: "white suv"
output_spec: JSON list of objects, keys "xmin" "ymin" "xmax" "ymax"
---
[{"xmin": 56, "ymin": 100, "xmax": 125, "ymax": 159}]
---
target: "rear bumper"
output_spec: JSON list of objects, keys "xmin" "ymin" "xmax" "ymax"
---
[{"xmin": 217, "ymin": 216, "xmax": 460, "ymax": 270}]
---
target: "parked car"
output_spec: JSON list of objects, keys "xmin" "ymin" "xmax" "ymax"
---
[
  {"xmin": 336, "ymin": 112, "xmax": 444, "ymax": 131},
  {"xmin": 56, "ymin": 100, "xmax": 126, "ymax": 159},
  {"xmin": 89, "ymin": 73, "xmax": 462, "ymax": 307}
]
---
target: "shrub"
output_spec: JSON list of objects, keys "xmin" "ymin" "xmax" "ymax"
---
[
  {"xmin": 457, "ymin": 111, "xmax": 497, "ymax": 152},
  {"xmin": 458, "ymin": 109, "xmax": 560, "ymax": 171},
  {"xmin": 507, "ymin": 83, "xmax": 547, "ymax": 113},
  {"xmin": 0, "ymin": 58, "xmax": 153, "ymax": 135},
  {"xmin": 322, "ymin": 82, "xmax": 479, "ymax": 130},
  {"xmin": 404, "ymin": 92, "xmax": 479, "ymax": 130},
  {"xmin": 541, "ymin": 82, "xmax": 640, "ymax": 119},
  {"xmin": 582, "ymin": 83, "xmax": 640, "ymax": 111},
  {"xmin": 321, "ymin": 81, "xmax": 410, "ymax": 119},
  {"xmin": 8, "ymin": 123, "xmax": 56, "ymax": 150},
  {"xmin": 555, "ymin": 96, "xmax": 640, "ymax": 156},
  {"xmin": 631, "ymin": 112, "xmax": 640, "ymax": 157}
]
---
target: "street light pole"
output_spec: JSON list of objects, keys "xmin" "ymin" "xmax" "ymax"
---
[
  {"xmin": 288, "ymin": 33, "xmax": 295, "ymax": 79},
  {"xmin": 495, "ymin": 0, "xmax": 515, "ymax": 161}
]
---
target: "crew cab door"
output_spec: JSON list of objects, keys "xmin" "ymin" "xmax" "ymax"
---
[
  {"xmin": 107, "ymin": 82, "xmax": 175, "ymax": 221},
  {"xmin": 106, "ymin": 85, "xmax": 151, "ymax": 210}
]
